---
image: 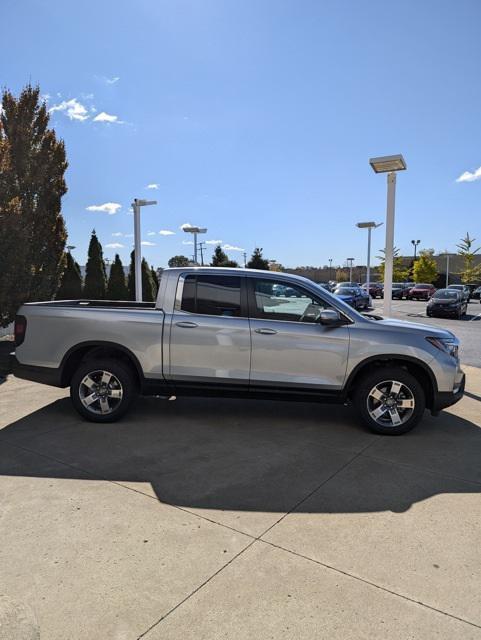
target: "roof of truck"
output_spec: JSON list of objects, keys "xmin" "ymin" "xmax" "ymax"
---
[{"xmin": 162, "ymin": 266, "xmax": 317, "ymax": 286}]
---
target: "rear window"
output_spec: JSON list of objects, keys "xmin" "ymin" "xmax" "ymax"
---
[{"xmin": 180, "ymin": 274, "xmax": 242, "ymax": 317}]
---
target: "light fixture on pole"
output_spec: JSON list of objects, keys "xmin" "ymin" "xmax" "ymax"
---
[
  {"xmin": 346, "ymin": 258, "xmax": 354, "ymax": 282},
  {"xmin": 444, "ymin": 250, "xmax": 450, "ymax": 288},
  {"xmin": 131, "ymin": 198, "xmax": 157, "ymax": 302},
  {"xmin": 66, "ymin": 245, "xmax": 76, "ymax": 253},
  {"xmin": 411, "ymin": 239, "xmax": 420, "ymax": 261},
  {"xmin": 182, "ymin": 225, "xmax": 207, "ymax": 265},
  {"xmin": 369, "ymin": 154, "xmax": 407, "ymax": 316},
  {"xmin": 356, "ymin": 222, "xmax": 383, "ymax": 293},
  {"xmin": 328, "ymin": 258, "xmax": 333, "ymax": 280}
]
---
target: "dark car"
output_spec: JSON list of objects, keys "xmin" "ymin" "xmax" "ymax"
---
[
  {"xmin": 362, "ymin": 282, "xmax": 383, "ymax": 298},
  {"xmin": 334, "ymin": 286, "xmax": 370, "ymax": 310},
  {"xmin": 472, "ymin": 286, "xmax": 481, "ymax": 301},
  {"xmin": 447, "ymin": 284, "xmax": 471, "ymax": 303},
  {"xmin": 407, "ymin": 283, "xmax": 436, "ymax": 300},
  {"xmin": 427, "ymin": 289, "xmax": 467, "ymax": 319},
  {"xmin": 391, "ymin": 282, "xmax": 411, "ymax": 299}
]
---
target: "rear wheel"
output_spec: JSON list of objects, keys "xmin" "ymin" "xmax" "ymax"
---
[
  {"xmin": 70, "ymin": 358, "xmax": 137, "ymax": 422},
  {"xmin": 354, "ymin": 368, "xmax": 426, "ymax": 435}
]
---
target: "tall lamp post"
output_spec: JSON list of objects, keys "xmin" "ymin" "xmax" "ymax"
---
[
  {"xmin": 182, "ymin": 225, "xmax": 207, "ymax": 264},
  {"xmin": 346, "ymin": 258, "xmax": 354, "ymax": 282},
  {"xmin": 328, "ymin": 258, "xmax": 333, "ymax": 281},
  {"xmin": 411, "ymin": 239, "xmax": 420, "ymax": 261},
  {"xmin": 131, "ymin": 198, "xmax": 157, "ymax": 302},
  {"xmin": 356, "ymin": 222, "xmax": 383, "ymax": 293},
  {"xmin": 444, "ymin": 250, "xmax": 450, "ymax": 287},
  {"xmin": 369, "ymin": 154, "xmax": 407, "ymax": 316}
]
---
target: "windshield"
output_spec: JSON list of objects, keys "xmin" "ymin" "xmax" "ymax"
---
[
  {"xmin": 416, "ymin": 284, "xmax": 431, "ymax": 289},
  {"xmin": 449, "ymin": 285, "xmax": 462, "ymax": 290},
  {"xmin": 335, "ymin": 288, "xmax": 355, "ymax": 295},
  {"xmin": 433, "ymin": 290, "xmax": 458, "ymax": 300}
]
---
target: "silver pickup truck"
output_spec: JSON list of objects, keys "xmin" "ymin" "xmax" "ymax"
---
[{"xmin": 12, "ymin": 267, "xmax": 465, "ymax": 435}]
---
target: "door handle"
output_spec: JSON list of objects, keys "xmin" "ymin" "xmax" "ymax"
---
[
  {"xmin": 175, "ymin": 321, "xmax": 199, "ymax": 328},
  {"xmin": 254, "ymin": 328, "xmax": 277, "ymax": 335}
]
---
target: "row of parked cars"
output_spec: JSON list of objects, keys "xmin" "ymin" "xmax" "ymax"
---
[{"xmin": 323, "ymin": 281, "xmax": 481, "ymax": 317}]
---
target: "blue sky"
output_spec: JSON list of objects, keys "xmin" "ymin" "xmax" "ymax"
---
[{"xmin": 2, "ymin": 0, "xmax": 480, "ymax": 268}]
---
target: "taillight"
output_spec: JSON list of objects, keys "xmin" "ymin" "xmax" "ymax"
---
[{"xmin": 14, "ymin": 315, "xmax": 27, "ymax": 347}]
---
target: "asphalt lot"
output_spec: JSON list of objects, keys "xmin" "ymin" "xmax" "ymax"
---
[
  {"xmin": 1, "ymin": 368, "xmax": 481, "ymax": 639},
  {"xmin": 370, "ymin": 298, "xmax": 481, "ymax": 367}
]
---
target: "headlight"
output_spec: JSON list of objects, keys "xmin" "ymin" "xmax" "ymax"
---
[{"xmin": 426, "ymin": 336, "xmax": 459, "ymax": 359}]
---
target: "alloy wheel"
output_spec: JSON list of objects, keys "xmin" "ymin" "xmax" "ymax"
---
[
  {"xmin": 367, "ymin": 379, "xmax": 415, "ymax": 427},
  {"xmin": 79, "ymin": 369, "xmax": 123, "ymax": 415}
]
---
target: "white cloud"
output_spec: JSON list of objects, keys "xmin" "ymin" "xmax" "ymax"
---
[
  {"xmin": 112, "ymin": 232, "xmax": 123, "ymax": 236},
  {"xmin": 105, "ymin": 242, "xmax": 124, "ymax": 249},
  {"xmin": 105, "ymin": 76, "xmax": 120, "ymax": 84},
  {"xmin": 159, "ymin": 230, "xmax": 175, "ymax": 236},
  {"xmin": 86, "ymin": 202, "xmax": 121, "ymax": 215},
  {"xmin": 180, "ymin": 222, "xmax": 194, "ymax": 230},
  {"xmin": 146, "ymin": 183, "xmax": 159, "ymax": 190},
  {"xmin": 147, "ymin": 231, "xmax": 157, "ymax": 236},
  {"xmin": 182, "ymin": 240, "xmax": 194, "ymax": 245},
  {"xmin": 49, "ymin": 98, "xmax": 89, "ymax": 121},
  {"xmin": 124, "ymin": 233, "xmax": 134, "ymax": 238},
  {"xmin": 93, "ymin": 111, "xmax": 121, "ymax": 124},
  {"xmin": 456, "ymin": 166, "xmax": 481, "ymax": 183},
  {"xmin": 223, "ymin": 244, "xmax": 244, "ymax": 252},
  {"xmin": 141, "ymin": 241, "xmax": 156, "ymax": 246},
  {"xmin": 205, "ymin": 239, "xmax": 223, "ymax": 245}
]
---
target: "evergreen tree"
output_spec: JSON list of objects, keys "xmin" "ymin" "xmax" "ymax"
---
[
  {"xmin": 127, "ymin": 252, "xmax": 156, "ymax": 301},
  {"xmin": 56, "ymin": 252, "xmax": 83, "ymax": 299},
  {"xmin": 0, "ymin": 85, "xmax": 68, "ymax": 326},
  {"xmin": 457, "ymin": 233, "xmax": 481, "ymax": 283},
  {"xmin": 211, "ymin": 245, "xmax": 229, "ymax": 266},
  {"xmin": 413, "ymin": 249, "xmax": 438, "ymax": 283},
  {"xmin": 106, "ymin": 254, "xmax": 128, "ymax": 300},
  {"xmin": 168, "ymin": 255, "xmax": 190, "ymax": 267},
  {"xmin": 247, "ymin": 247, "xmax": 270, "ymax": 270},
  {"xmin": 83, "ymin": 230, "xmax": 107, "ymax": 299},
  {"xmin": 151, "ymin": 266, "xmax": 159, "ymax": 296}
]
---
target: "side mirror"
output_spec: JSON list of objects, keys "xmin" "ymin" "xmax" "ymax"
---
[{"xmin": 319, "ymin": 309, "xmax": 342, "ymax": 326}]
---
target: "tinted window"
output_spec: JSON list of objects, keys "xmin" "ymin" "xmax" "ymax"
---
[
  {"xmin": 253, "ymin": 279, "xmax": 328, "ymax": 322},
  {"xmin": 181, "ymin": 275, "xmax": 242, "ymax": 316},
  {"xmin": 433, "ymin": 290, "xmax": 458, "ymax": 299}
]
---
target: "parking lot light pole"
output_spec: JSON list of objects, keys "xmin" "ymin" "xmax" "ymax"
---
[
  {"xmin": 131, "ymin": 198, "xmax": 157, "ymax": 302},
  {"xmin": 445, "ymin": 251, "xmax": 450, "ymax": 288},
  {"xmin": 182, "ymin": 225, "xmax": 207, "ymax": 264},
  {"xmin": 369, "ymin": 154, "xmax": 407, "ymax": 317},
  {"xmin": 356, "ymin": 222, "xmax": 383, "ymax": 292},
  {"xmin": 346, "ymin": 258, "xmax": 354, "ymax": 282}
]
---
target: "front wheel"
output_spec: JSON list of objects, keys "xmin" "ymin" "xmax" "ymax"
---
[
  {"xmin": 70, "ymin": 358, "xmax": 137, "ymax": 422},
  {"xmin": 354, "ymin": 368, "xmax": 426, "ymax": 435}
]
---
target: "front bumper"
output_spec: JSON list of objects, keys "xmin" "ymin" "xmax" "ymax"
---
[
  {"xmin": 428, "ymin": 307, "xmax": 460, "ymax": 317},
  {"xmin": 432, "ymin": 373, "xmax": 465, "ymax": 413}
]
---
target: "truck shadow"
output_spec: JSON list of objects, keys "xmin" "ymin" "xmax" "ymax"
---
[{"xmin": 1, "ymin": 396, "xmax": 480, "ymax": 514}]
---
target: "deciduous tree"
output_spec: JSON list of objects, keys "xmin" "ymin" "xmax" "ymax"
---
[
  {"xmin": 413, "ymin": 249, "xmax": 438, "ymax": 283},
  {"xmin": 0, "ymin": 85, "xmax": 68, "ymax": 326},
  {"xmin": 168, "ymin": 255, "xmax": 190, "ymax": 268}
]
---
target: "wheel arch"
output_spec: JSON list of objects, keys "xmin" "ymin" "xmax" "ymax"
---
[
  {"xmin": 345, "ymin": 355, "xmax": 437, "ymax": 409},
  {"xmin": 59, "ymin": 341, "xmax": 143, "ymax": 387}
]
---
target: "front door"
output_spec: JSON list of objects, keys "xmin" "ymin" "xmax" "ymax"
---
[
  {"xmin": 168, "ymin": 273, "xmax": 250, "ymax": 388},
  {"xmin": 248, "ymin": 278, "xmax": 350, "ymax": 391}
]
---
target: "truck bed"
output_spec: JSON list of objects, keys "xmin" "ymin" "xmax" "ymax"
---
[{"xmin": 23, "ymin": 300, "xmax": 157, "ymax": 310}]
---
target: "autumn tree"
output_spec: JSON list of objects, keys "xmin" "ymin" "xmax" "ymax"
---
[
  {"xmin": 457, "ymin": 233, "xmax": 481, "ymax": 284},
  {"xmin": 106, "ymin": 254, "xmax": 128, "ymax": 300},
  {"xmin": 56, "ymin": 252, "xmax": 82, "ymax": 299},
  {"xmin": 83, "ymin": 230, "xmax": 107, "ymax": 299},
  {"xmin": 247, "ymin": 247, "xmax": 270, "ymax": 270},
  {"xmin": 376, "ymin": 247, "xmax": 408, "ymax": 282},
  {"xmin": 413, "ymin": 249, "xmax": 438, "ymax": 283},
  {"xmin": 0, "ymin": 85, "xmax": 68, "ymax": 326}
]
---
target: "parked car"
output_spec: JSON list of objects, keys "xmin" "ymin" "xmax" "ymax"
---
[
  {"xmin": 407, "ymin": 283, "xmax": 436, "ymax": 300},
  {"xmin": 11, "ymin": 267, "xmax": 464, "ymax": 435},
  {"xmin": 391, "ymin": 283, "xmax": 412, "ymax": 299},
  {"xmin": 447, "ymin": 284, "xmax": 471, "ymax": 303},
  {"xmin": 471, "ymin": 286, "xmax": 481, "ymax": 301},
  {"xmin": 333, "ymin": 286, "xmax": 370, "ymax": 310},
  {"xmin": 362, "ymin": 282, "xmax": 383, "ymax": 298},
  {"xmin": 427, "ymin": 289, "xmax": 467, "ymax": 319}
]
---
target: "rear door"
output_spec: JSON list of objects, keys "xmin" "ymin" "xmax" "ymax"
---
[
  {"xmin": 168, "ymin": 273, "xmax": 250, "ymax": 388},
  {"xmin": 248, "ymin": 277, "xmax": 350, "ymax": 391}
]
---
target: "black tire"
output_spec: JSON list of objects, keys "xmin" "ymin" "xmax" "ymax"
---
[
  {"xmin": 354, "ymin": 367, "xmax": 426, "ymax": 435},
  {"xmin": 70, "ymin": 358, "xmax": 137, "ymax": 423}
]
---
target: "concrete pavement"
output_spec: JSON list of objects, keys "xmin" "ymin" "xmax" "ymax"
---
[{"xmin": 0, "ymin": 368, "xmax": 480, "ymax": 639}]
